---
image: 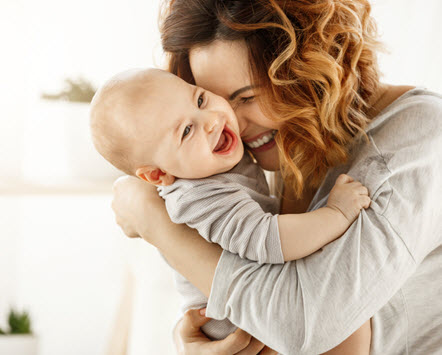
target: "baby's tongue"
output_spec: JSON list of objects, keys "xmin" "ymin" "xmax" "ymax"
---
[{"xmin": 214, "ymin": 132, "xmax": 226, "ymax": 152}]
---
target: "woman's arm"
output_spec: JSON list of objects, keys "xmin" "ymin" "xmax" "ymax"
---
[
  {"xmin": 112, "ymin": 176, "xmax": 219, "ymax": 296},
  {"xmin": 204, "ymin": 195, "xmax": 417, "ymax": 354}
]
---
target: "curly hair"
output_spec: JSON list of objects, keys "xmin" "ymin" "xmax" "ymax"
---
[{"xmin": 160, "ymin": 0, "xmax": 381, "ymax": 197}]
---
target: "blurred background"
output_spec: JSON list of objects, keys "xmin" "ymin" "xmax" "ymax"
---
[{"xmin": 0, "ymin": 0, "xmax": 441, "ymax": 354}]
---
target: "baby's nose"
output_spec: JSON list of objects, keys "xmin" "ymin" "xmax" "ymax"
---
[{"xmin": 204, "ymin": 112, "xmax": 222, "ymax": 133}]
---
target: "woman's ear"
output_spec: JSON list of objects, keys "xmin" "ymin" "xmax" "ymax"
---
[{"xmin": 135, "ymin": 166, "xmax": 176, "ymax": 186}]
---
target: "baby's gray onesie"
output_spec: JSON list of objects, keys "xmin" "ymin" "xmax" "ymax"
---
[{"xmin": 158, "ymin": 153, "xmax": 283, "ymax": 340}]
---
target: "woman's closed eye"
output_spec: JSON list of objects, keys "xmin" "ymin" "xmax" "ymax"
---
[
  {"xmin": 240, "ymin": 95, "xmax": 255, "ymax": 104},
  {"xmin": 182, "ymin": 125, "xmax": 192, "ymax": 140},
  {"xmin": 233, "ymin": 95, "xmax": 255, "ymax": 110}
]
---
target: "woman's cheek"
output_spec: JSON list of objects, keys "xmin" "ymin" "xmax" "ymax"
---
[{"xmin": 236, "ymin": 102, "xmax": 279, "ymax": 131}]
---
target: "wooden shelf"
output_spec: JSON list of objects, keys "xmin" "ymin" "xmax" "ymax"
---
[{"xmin": 0, "ymin": 179, "xmax": 114, "ymax": 195}]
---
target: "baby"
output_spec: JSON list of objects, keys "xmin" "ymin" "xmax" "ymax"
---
[{"xmin": 90, "ymin": 68, "xmax": 372, "ymax": 353}]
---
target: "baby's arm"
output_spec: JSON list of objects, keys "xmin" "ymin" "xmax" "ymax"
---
[
  {"xmin": 159, "ymin": 179, "xmax": 284, "ymax": 264},
  {"xmin": 278, "ymin": 174, "xmax": 371, "ymax": 261}
]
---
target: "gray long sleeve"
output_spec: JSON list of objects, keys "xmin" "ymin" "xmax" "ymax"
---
[
  {"xmin": 205, "ymin": 89, "xmax": 442, "ymax": 354},
  {"xmin": 159, "ymin": 154, "xmax": 283, "ymax": 264},
  {"xmin": 173, "ymin": 271, "xmax": 237, "ymax": 341}
]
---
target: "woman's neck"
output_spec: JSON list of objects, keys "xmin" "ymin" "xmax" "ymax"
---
[{"xmin": 280, "ymin": 181, "xmax": 317, "ymax": 214}]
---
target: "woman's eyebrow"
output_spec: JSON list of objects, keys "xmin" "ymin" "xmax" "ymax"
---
[{"xmin": 229, "ymin": 85, "xmax": 255, "ymax": 101}]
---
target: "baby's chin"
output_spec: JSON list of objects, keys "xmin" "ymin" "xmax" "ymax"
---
[{"xmin": 218, "ymin": 146, "xmax": 245, "ymax": 174}]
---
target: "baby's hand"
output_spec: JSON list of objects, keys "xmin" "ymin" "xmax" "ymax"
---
[{"xmin": 327, "ymin": 174, "xmax": 371, "ymax": 224}]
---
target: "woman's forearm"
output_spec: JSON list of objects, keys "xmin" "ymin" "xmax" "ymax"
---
[
  {"xmin": 148, "ymin": 216, "xmax": 222, "ymax": 297},
  {"xmin": 204, "ymin": 206, "xmax": 416, "ymax": 354}
]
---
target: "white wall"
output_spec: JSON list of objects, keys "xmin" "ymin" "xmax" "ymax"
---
[
  {"xmin": 372, "ymin": 0, "xmax": 442, "ymax": 92},
  {"xmin": 0, "ymin": 193, "xmax": 180, "ymax": 355}
]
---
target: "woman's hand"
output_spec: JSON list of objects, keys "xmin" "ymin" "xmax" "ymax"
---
[
  {"xmin": 111, "ymin": 175, "xmax": 168, "ymax": 244},
  {"xmin": 176, "ymin": 308, "xmax": 278, "ymax": 355}
]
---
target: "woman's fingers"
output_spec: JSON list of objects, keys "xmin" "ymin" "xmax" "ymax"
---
[
  {"xmin": 212, "ymin": 327, "xmax": 253, "ymax": 354},
  {"xmin": 259, "ymin": 346, "xmax": 279, "ymax": 355},
  {"xmin": 178, "ymin": 313, "xmax": 262, "ymax": 355},
  {"xmin": 362, "ymin": 196, "xmax": 372, "ymax": 209},
  {"xmin": 235, "ymin": 335, "xmax": 266, "ymax": 354},
  {"xmin": 180, "ymin": 308, "xmax": 212, "ymax": 336},
  {"xmin": 358, "ymin": 185, "xmax": 369, "ymax": 196},
  {"xmin": 335, "ymin": 174, "xmax": 354, "ymax": 184}
]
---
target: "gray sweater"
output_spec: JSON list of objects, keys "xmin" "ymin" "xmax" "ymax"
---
[
  {"xmin": 158, "ymin": 152, "xmax": 284, "ymax": 340},
  {"xmin": 205, "ymin": 88, "xmax": 442, "ymax": 354}
]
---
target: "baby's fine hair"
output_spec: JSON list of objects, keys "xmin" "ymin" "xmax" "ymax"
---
[{"xmin": 89, "ymin": 69, "xmax": 159, "ymax": 176}]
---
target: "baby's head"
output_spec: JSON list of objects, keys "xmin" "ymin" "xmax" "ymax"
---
[{"xmin": 90, "ymin": 68, "xmax": 244, "ymax": 185}]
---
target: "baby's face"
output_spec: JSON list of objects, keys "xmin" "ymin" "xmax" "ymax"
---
[{"xmin": 130, "ymin": 71, "xmax": 244, "ymax": 179}]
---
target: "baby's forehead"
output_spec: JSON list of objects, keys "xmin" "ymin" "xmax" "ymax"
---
[{"xmin": 111, "ymin": 69, "xmax": 193, "ymax": 132}]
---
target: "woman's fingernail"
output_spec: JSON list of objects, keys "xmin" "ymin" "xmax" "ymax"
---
[{"xmin": 199, "ymin": 308, "xmax": 206, "ymax": 316}]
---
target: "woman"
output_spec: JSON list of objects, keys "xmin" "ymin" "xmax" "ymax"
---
[{"xmin": 112, "ymin": 0, "xmax": 442, "ymax": 353}]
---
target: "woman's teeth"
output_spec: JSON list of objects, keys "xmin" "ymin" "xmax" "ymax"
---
[{"xmin": 246, "ymin": 130, "xmax": 277, "ymax": 149}]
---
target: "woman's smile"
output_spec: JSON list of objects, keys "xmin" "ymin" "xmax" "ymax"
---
[{"xmin": 243, "ymin": 129, "xmax": 277, "ymax": 151}]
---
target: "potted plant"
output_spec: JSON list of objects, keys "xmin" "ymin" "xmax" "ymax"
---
[
  {"xmin": 39, "ymin": 77, "xmax": 122, "ymax": 182},
  {"xmin": 0, "ymin": 309, "xmax": 38, "ymax": 355}
]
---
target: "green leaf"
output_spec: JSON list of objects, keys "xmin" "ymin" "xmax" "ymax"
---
[{"xmin": 8, "ymin": 309, "xmax": 32, "ymax": 334}]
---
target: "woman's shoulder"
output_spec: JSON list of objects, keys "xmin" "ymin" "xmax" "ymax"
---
[
  {"xmin": 366, "ymin": 87, "xmax": 442, "ymax": 138},
  {"xmin": 314, "ymin": 87, "xmax": 442, "ymax": 210},
  {"xmin": 361, "ymin": 87, "xmax": 442, "ymax": 163},
  {"xmin": 385, "ymin": 86, "xmax": 442, "ymax": 112}
]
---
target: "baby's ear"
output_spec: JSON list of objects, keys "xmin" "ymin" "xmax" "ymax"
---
[{"xmin": 135, "ymin": 166, "xmax": 175, "ymax": 186}]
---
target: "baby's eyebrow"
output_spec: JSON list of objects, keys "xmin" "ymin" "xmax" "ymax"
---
[
  {"xmin": 173, "ymin": 118, "xmax": 183, "ymax": 144},
  {"xmin": 192, "ymin": 85, "xmax": 199, "ymax": 103},
  {"xmin": 229, "ymin": 85, "xmax": 255, "ymax": 101}
]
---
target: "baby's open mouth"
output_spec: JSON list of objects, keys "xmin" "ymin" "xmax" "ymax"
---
[{"xmin": 213, "ymin": 126, "xmax": 237, "ymax": 155}]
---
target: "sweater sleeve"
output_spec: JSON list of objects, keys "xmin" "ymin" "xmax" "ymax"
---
[
  {"xmin": 205, "ymin": 94, "xmax": 442, "ymax": 354},
  {"xmin": 161, "ymin": 180, "xmax": 284, "ymax": 264},
  {"xmin": 172, "ymin": 270, "xmax": 238, "ymax": 341}
]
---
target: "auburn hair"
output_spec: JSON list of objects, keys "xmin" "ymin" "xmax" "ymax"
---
[{"xmin": 160, "ymin": 0, "xmax": 381, "ymax": 197}]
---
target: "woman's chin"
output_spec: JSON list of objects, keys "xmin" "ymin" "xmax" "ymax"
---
[{"xmin": 253, "ymin": 152, "xmax": 281, "ymax": 171}]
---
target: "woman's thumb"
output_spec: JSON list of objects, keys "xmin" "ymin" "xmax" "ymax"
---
[
  {"xmin": 336, "ymin": 174, "xmax": 353, "ymax": 184},
  {"xmin": 182, "ymin": 308, "xmax": 211, "ymax": 329}
]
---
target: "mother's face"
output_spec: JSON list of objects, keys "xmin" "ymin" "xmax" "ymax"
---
[{"xmin": 189, "ymin": 40, "xmax": 281, "ymax": 171}]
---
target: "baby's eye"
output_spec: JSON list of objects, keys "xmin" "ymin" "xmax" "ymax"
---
[
  {"xmin": 182, "ymin": 125, "xmax": 192, "ymax": 139},
  {"xmin": 197, "ymin": 93, "xmax": 204, "ymax": 108}
]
